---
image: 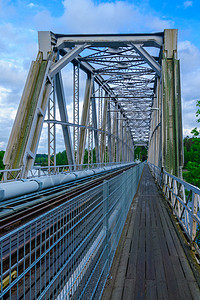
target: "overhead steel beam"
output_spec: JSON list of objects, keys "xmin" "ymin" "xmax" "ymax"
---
[
  {"xmin": 55, "ymin": 33, "xmax": 164, "ymax": 49},
  {"xmin": 50, "ymin": 44, "xmax": 87, "ymax": 77},
  {"xmin": 132, "ymin": 44, "xmax": 161, "ymax": 77}
]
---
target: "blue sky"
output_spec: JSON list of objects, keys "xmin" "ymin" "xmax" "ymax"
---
[{"xmin": 0, "ymin": 0, "xmax": 200, "ymax": 152}]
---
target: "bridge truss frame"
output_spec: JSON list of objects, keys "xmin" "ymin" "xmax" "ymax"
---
[{"xmin": 3, "ymin": 29, "xmax": 183, "ymax": 178}]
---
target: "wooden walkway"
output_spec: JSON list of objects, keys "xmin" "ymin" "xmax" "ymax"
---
[{"xmin": 103, "ymin": 164, "xmax": 200, "ymax": 300}]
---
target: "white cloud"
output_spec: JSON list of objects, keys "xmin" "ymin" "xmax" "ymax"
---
[
  {"xmin": 178, "ymin": 40, "xmax": 200, "ymax": 135},
  {"xmin": 58, "ymin": 0, "xmax": 173, "ymax": 33},
  {"xmin": 28, "ymin": 3, "xmax": 37, "ymax": 8},
  {"xmin": 179, "ymin": 41, "xmax": 200, "ymax": 100},
  {"xmin": 183, "ymin": 1, "xmax": 193, "ymax": 9}
]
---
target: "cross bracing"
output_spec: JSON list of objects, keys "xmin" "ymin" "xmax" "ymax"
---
[{"xmin": 3, "ymin": 29, "xmax": 183, "ymax": 178}]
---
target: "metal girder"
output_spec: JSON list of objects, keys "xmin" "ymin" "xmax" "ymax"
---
[
  {"xmin": 55, "ymin": 33, "xmax": 164, "ymax": 49},
  {"xmin": 132, "ymin": 44, "xmax": 161, "ymax": 77},
  {"xmin": 112, "ymin": 109, "xmax": 117, "ymax": 161},
  {"xmin": 55, "ymin": 72, "xmax": 74, "ymax": 167},
  {"xmin": 3, "ymin": 51, "xmax": 54, "ymax": 177},
  {"xmin": 100, "ymin": 95, "xmax": 108, "ymax": 162},
  {"xmin": 73, "ymin": 63, "xmax": 80, "ymax": 164},
  {"xmin": 92, "ymin": 84, "xmax": 100, "ymax": 163},
  {"xmin": 50, "ymin": 44, "xmax": 87, "ymax": 77},
  {"xmin": 107, "ymin": 100, "xmax": 113, "ymax": 162},
  {"xmin": 48, "ymin": 83, "xmax": 56, "ymax": 167},
  {"xmin": 78, "ymin": 75, "xmax": 93, "ymax": 164}
]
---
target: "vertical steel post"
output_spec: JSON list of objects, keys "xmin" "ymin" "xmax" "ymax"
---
[
  {"xmin": 55, "ymin": 72, "xmax": 75, "ymax": 168},
  {"xmin": 92, "ymin": 83, "xmax": 100, "ymax": 164},
  {"xmin": 78, "ymin": 75, "xmax": 92, "ymax": 165},
  {"xmin": 98, "ymin": 86, "xmax": 102, "ymax": 162},
  {"xmin": 73, "ymin": 63, "xmax": 80, "ymax": 166},
  {"xmin": 107, "ymin": 98, "xmax": 113, "ymax": 162},
  {"xmin": 116, "ymin": 109, "xmax": 119, "ymax": 162},
  {"xmin": 48, "ymin": 83, "xmax": 56, "ymax": 167},
  {"xmin": 103, "ymin": 180, "xmax": 109, "ymax": 270},
  {"xmin": 120, "ymin": 119, "xmax": 123, "ymax": 162},
  {"xmin": 88, "ymin": 85, "xmax": 93, "ymax": 165},
  {"xmin": 112, "ymin": 107, "xmax": 117, "ymax": 162},
  {"xmin": 100, "ymin": 94, "xmax": 108, "ymax": 163}
]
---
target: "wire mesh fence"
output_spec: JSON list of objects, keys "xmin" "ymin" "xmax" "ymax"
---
[{"xmin": 0, "ymin": 163, "xmax": 144, "ymax": 299}]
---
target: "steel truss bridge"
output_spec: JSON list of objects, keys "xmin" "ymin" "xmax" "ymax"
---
[{"xmin": 0, "ymin": 30, "xmax": 200, "ymax": 299}]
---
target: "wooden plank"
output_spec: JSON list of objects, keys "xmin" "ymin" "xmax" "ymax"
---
[
  {"xmin": 152, "ymin": 228, "xmax": 166, "ymax": 280},
  {"xmin": 140, "ymin": 199, "xmax": 146, "ymax": 228},
  {"xmin": 145, "ymin": 197, "xmax": 151, "ymax": 228},
  {"xmin": 146, "ymin": 280, "xmax": 157, "ymax": 300},
  {"xmin": 156, "ymin": 197, "xmax": 179, "ymax": 257},
  {"xmin": 156, "ymin": 281, "xmax": 169, "ymax": 300},
  {"xmin": 146, "ymin": 224, "xmax": 155, "ymax": 280},
  {"xmin": 134, "ymin": 228, "xmax": 146, "ymax": 300},
  {"xmin": 126, "ymin": 204, "xmax": 141, "ymax": 279},
  {"xmin": 188, "ymin": 281, "xmax": 200, "ymax": 300},
  {"xmin": 111, "ymin": 238, "xmax": 132, "ymax": 300},
  {"xmin": 152, "ymin": 196, "xmax": 183, "ymax": 300},
  {"xmin": 171, "ymin": 255, "xmax": 193, "ymax": 299},
  {"xmin": 148, "ymin": 194, "xmax": 157, "ymax": 228},
  {"xmin": 122, "ymin": 278, "xmax": 135, "ymax": 300}
]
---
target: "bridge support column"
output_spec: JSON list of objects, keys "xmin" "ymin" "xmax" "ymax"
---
[{"xmin": 162, "ymin": 29, "xmax": 183, "ymax": 177}]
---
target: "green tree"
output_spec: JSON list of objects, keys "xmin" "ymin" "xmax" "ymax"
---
[
  {"xmin": 134, "ymin": 146, "xmax": 147, "ymax": 161},
  {"xmin": 184, "ymin": 161, "xmax": 200, "ymax": 187},
  {"xmin": 0, "ymin": 151, "xmax": 5, "ymax": 170},
  {"xmin": 183, "ymin": 100, "xmax": 200, "ymax": 188}
]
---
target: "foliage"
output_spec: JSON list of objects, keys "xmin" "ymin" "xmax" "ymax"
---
[
  {"xmin": 183, "ymin": 136, "xmax": 200, "ymax": 167},
  {"xmin": 183, "ymin": 161, "xmax": 200, "ymax": 188},
  {"xmin": 196, "ymin": 100, "xmax": 200, "ymax": 123},
  {"xmin": 34, "ymin": 154, "xmax": 48, "ymax": 166},
  {"xmin": 35, "ymin": 151, "xmax": 68, "ymax": 166},
  {"xmin": 134, "ymin": 146, "xmax": 147, "ymax": 162},
  {"xmin": 183, "ymin": 100, "xmax": 200, "ymax": 188},
  {"xmin": 0, "ymin": 151, "xmax": 5, "ymax": 170},
  {"xmin": 0, "ymin": 151, "xmax": 4, "ymax": 180}
]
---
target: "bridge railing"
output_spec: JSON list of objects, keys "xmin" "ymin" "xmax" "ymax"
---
[
  {"xmin": 0, "ymin": 168, "xmax": 22, "ymax": 182},
  {"xmin": 0, "ymin": 163, "xmax": 144, "ymax": 299},
  {"xmin": 148, "ymin": 162, "xmax": 200, "ymax": 253}
]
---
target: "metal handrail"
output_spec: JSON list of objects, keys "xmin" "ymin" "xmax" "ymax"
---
[{"xmin": 148, "ymin": 162, "xmax": 200, "ymax": 253}]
